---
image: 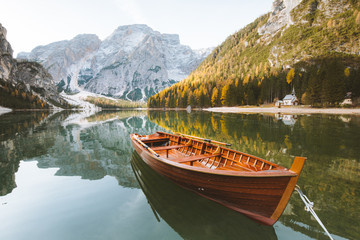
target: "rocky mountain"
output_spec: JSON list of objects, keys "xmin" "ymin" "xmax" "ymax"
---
[
  {"xmin": 0, "ymin": 24, "xmax": 15, "ymax": 82},
  {"xmin": 18, "ymin": 24, "xmax": 212, "ymax": 101},
  {"xmin": 0, "ymin": 23, "xmax": 69, "ymax": 109},
  {"xmin": 149, "ymin": 0, "xmax": 360, "ymax": 108}
]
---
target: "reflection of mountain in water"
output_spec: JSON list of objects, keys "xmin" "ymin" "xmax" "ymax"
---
[
  {"xmin": 2, "ymin": 110, "xmax": 359, "ymax": 239},
  {"xmin": 0, "ymin": 111, "xmax": 72, "ymax": 196},
  {"xmin": 34, "ymin": 113, "xmax": 163, "ymax": 187},
  {"xmin": 131, "ymin": 151, "xmax": 277, "ymax": 240},
  {"xmin": 148, "ymin": 110, "xmax": 360, "ymax": 240},
  {"xmin": 0, "ymin": 110, "xmax": 164, "ymax": 196}
]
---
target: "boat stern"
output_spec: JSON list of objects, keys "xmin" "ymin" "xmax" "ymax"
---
[
  {"xmin": 269, "ymin": 156, "xmax": 306, "ymax": 224},
  {"xmin": 290, "ymin": 157, "xmax": 307, "ymax": 175}
]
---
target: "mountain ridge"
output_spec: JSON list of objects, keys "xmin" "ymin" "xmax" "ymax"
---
[
  {"xmin": 18, "ymin": 24, "xmax": 212, "ymax": 101},
  {"xmin": 0, "ymin": 23, "xmax": 69, "ymax": 109}
]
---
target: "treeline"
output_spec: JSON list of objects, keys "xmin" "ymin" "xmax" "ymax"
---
[
  {"xmin": 0, "ymin": 79, "xmax": 73, "ymax": 109},
  {"xmin": 86, "ymin": 96, "xmax": 147, "ymax": 108},
  {"xmin": 0, "ymin": 79, "xmax": 49, "ymax": 109},
  {"xmin": 148, "ymin": 3, "xmax": 360, "ymax": 108},
  {"xmin": 148, "ymin": 55, "xmax": 360, "ymax": 108}
]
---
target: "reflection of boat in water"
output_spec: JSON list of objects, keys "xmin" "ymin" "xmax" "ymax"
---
[
  {"xmin": 130, "ymin": 131, "xmax": 306, "ymax": 226},
  {"xmin": 131, "ymin": 151, "xmax": 277, "ymax": 240}
]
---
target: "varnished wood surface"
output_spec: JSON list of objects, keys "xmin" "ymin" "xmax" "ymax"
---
[
  {"xmin": 131, "ymin": 151, "xmax": 278, "ymax": 240},
  {"xmin": 130, "ymin": 132, "xmax": 306, "ymax": 225},
  {"xmin": 172, "ymin": 154, "xmax": 221, "ymax": 163},
  {"xmin": 141, "ymin": 137, "xmax": 169, "ymax": 143},
  {"xmin": 152, "ymin": 144, "xmax": 187, "ymax": 151}
]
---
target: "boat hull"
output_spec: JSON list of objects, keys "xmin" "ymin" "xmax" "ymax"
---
[
  {"xmin": 131, "ymin": 151, "xmax": 278, "ymax": 239},
  {"xmin": 131, "ymin": 133, "xmax": 304, "ymax": 225}
]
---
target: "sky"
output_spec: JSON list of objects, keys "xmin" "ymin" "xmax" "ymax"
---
[{"xmin": 0, "ymin": 0, "xmax": 273, "ymax": 56}]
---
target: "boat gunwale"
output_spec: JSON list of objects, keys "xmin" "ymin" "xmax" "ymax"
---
[
  {"xmin": 156, "ymin": 131, "xmax": 280, "ymax": 163},
  {"xmin": 131, "ymin": 133, "xmax": 297, "ymax": 178},
  {"xmin": 156, "ymin": 131, "xmax": 284, "ymax": 170}
]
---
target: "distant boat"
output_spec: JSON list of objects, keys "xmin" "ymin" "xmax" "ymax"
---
[{"xmin": 130, "ymin": 131, "xmax": 306, "ymax": 225}]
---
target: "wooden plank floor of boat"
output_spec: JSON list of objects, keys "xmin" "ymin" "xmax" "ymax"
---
[{"xmin": 156, "ymin": 149, "xmax": 252, "ymax": 171}]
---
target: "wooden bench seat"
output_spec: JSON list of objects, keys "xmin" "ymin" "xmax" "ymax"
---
[
  {"xmin": 152, "ymin": 144, "xmax": 190, "ymax": 157},
  {"xmin": 152, "ymin": 144, "xmax": 187, "ymax": 151},
  {"xmin": 141, "ymin": 137, "xmax": 169, "ymax": 144},
  {"xmin": 172, "ymin": 154, "xmax": 221, "ymax": 163}
]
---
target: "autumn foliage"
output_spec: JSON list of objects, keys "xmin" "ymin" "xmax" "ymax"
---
[
  {"xmin": 0, "ymin": 79, "xmax": 49, "ymax": 109},
  {"xmin": 149, "ymin": 5, "xmax": 360, "ymax": 108}
]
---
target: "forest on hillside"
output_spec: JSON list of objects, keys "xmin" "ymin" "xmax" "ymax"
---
[
  {"xmin": 148, "ymin": 55, "xmax": 360, "ymax": 108},
  {"xmin": 148, "ymin": 2, "xmax": 360, "ymax": 108}
]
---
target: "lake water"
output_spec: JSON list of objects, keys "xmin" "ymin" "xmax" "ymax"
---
[{"xmin": 0, "ymin": 110, "xmax": 359, "ymax": 240}]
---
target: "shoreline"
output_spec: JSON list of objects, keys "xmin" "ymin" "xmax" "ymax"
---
[
  {"xmin": 2, "ymin": 106, "xmax": 360, "ymax": 115},
  {"xmin": 204, "ymin": 106, "xmax": 360, "ymax": 115},
  {"xmin": 0, "ymin": 106, "xmax": 12, "ymax": 116}
]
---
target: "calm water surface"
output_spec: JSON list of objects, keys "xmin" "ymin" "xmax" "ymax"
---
[{"xmin": 0, "ymin": 110, "xmax": 359, "ymax": 240}]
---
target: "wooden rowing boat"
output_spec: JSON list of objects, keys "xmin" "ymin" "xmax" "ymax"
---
[
  {"xmin": 130, "ymin": 151, "xmax": 277, "ymax": 239},
  {"xmin": 130, "ymin": 131, "xmax": 306, "ymax": 226}
]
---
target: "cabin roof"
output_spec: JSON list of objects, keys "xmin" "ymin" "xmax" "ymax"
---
[{"xmin": 283, "ymin": 94, "xmax": 297, "ymax": 101}]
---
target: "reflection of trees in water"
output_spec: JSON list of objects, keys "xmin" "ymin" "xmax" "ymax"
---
[
  {"xmin": 149, "ymin": 111, "xmax": 360, "ymax": 164},
  {"xmin": 1, "ymin": 110, "xmax": 359, "ymax": 239},
  {"xmin": 0, "ymin": 110, "xmax": 164, "ymax": 196},
  {"xmin": 148, "ymin": 110, "xmax": 360, "ymax": 240},
  {"xmin": 36, "ymin": 115, "xmax": 152, "ymax": 187},
  {"xmin": 0, "ymin": 111, "xmax": 49, "ymax": 142},
  {"xmin": 0, "ymin": 111, "xmax": 74, "ymax": 196},
  {"xmin": 31, "ymin": 112, "xmax": 164, "ymax": 187}
]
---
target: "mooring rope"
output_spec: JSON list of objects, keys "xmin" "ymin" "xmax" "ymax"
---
[{"xmin": 295, "ymin": 185, "xmax": 334, "ymax": 240}]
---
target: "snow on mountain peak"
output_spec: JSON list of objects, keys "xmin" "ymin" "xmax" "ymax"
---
[{"xmin": 18, "ymin": 24, "xmax": 212, "ymax": 101}]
